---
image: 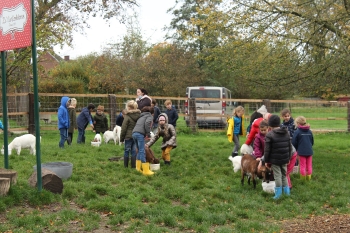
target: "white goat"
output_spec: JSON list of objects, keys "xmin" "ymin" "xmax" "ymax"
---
[
  {"xmin": 94, "ymin": 134, "xmax": 102, "ymax": 142},
  {"xmin": 2, "ymin": 134, "xmax": 40, "ymax": 155},
  {"xmin": 240, "ymin": 144, "xmax": 253, "ymax": 155},
  {"xmin": 103, "ymin": 125, "xmax": 121, "ymax": 145},
  {"xmin": 228, "ymin": 155, "xmax": 242, "ymax": 173}
]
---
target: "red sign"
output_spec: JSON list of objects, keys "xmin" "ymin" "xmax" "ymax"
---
[{"xmin": 0, "ymin": 0, "xmax": 32, "ymax": 51}]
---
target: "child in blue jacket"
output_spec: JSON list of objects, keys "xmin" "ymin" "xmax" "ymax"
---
[
  {"xmin": 164, "ymin": 100, "xmax": 178, "ymax": 128},
  {"xmin": 58, "ymin": 96, "xmax": 70, "ymax": 148}
]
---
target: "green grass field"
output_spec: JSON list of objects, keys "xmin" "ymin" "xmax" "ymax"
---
[{"xmin": 0, "ymin": 124, "xmax": 349, "ymax": 232}]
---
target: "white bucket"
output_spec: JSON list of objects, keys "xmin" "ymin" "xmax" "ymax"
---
[
  {"xmin": 150, "ymin": 163, "xmax": 160, "ymax": 171},
  {"xmin": 91, "ymin": 141, "xmax": 101, "ymax": 147}
]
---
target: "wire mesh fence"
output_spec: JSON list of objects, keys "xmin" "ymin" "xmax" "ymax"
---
[{"xmin": 0, "ymin": 93, "xmax": 349, "ymax": 132}]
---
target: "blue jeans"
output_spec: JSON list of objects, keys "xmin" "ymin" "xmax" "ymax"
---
[
  {"xmin": 132, "ymin": 132, "xmax": 146, "ymax": 162},
  {"xmin": 124, "ymin": 138, "xmax": 136, "ymax": 159},
  {"xmin": 59, "ymin": 128, "xmax": 68, "ymax": 148},
  {"xmin": 77, "ymin": 127, "xmax": 85, "ymax": 144}
]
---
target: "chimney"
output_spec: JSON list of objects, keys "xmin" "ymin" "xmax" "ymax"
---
[{"xmin": 64, "ymin": 55, "xmax": 70, "ymax": 61}]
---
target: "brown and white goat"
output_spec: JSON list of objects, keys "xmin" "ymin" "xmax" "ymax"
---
[
  {"xmin": 241, "ymin": 154, "xmax": 270, "ymax": 189},
  {"xmin": 145, "ymin": 147, "xmax": 160, "ymax": 164}
]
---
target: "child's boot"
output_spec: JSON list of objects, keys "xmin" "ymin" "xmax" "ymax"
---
[
  {"xmin": 300, "ymin": 175, "xmax": 306, "ymax": 180},
  {"xmin": 131, "ymin": 156, "xmax": 136, "ymax": 168},
  {"xmin": 136, "ymin": 160, "xmax": 142, "ymax": 172},
  {"xmin": 273, "ymin": 187, "xmax": 282, "ymax": 199},
  {"xmin": 164, "ymin": 153, "xmax": 171, "ymax": 165},
  {"xmin": 141, "ymin": 162, "xmax": 154, "ymax": 176},
  {"xmin": 306, "ymin": 175, "xmax": 312, "ymax": 181},
  {"xmin": 124, "ymin": 157, "xmax": 129, "ymax": 168},
  {"xmin": 231, "ymin": 151, "xmax": 238, "ymax": 157},
  {"xmin": 283, "ymin": 186, "xmax": 290, "ymax": 196}
]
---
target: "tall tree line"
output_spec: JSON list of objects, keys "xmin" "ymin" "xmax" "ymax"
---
[{"xmin": 3, "ymin": 0, "xmax": 350, "ymax": 99}]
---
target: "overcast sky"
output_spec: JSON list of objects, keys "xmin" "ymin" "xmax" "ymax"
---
[{"xmin": 55, "ymin": 0, "xmax": 176, "ymax": 59}]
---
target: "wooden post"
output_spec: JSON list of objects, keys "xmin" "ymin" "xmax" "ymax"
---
[
  {"xmin": 28, "ymin": 168, "xmax": 63, "ymax": 194},
  {"xmin": 0, "ymin": 168, "xmax": 17, "ymax": 184},
  {"xmin": 189, "ymin": 98, "xmax": 197, "ymax": 133},
  {"xmin": 263, "ymin": 99, "xmax": 271, "ymax": 113},
  {"xmin": 109, "ymin": 94, "xmax": 117, "ymax": 131},
  {"xmin": 28, "ymin": 93, "xmax": 35, "ymax": 134}
]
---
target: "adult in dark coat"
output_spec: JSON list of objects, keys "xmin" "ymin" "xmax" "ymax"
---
[
  {"xmin": 136, "ymin": 88, "xmax": 152, "ymax": 110},
  {"xmin": 76, "ymin": 103, "xmax": 95, "ymax": 144}
]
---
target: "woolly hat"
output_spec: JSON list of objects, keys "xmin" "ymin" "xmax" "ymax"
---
[
  {"xmin": 268, "ymin": 115, "xmax": 281, "ymax": 127},
  {"xmin": 257, "ymin": 105, "xmax": 267, "ymax": 115},
  {"xmin": 97, "ymin": 105, "xmax": 104, "ymax": 111},
  {"xmin": 159, "ymin": 116, "xmax": 166, "ymax": 121}
]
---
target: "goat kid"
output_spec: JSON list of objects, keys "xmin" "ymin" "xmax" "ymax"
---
[
  {"xmin": 93, "ymin": 134, "xmax": 102, "ymax": 142},
  {"xmin": 103, "ymin": 125, "xmax": 121, "ymax": 145},
  {"xmin": 1, "ymin": 134, "xmax": 40, "ymax": 155},
  {"xmin": 241, "ymin": 154, "xmax": 269, "ymax": 189},
  {"xmin": 145, "ymin": 146, "xmax": 160, "ymax": 164},
  {"xmin": 228, "ymin": 155, "xmax": 242, "ymax": 173}
]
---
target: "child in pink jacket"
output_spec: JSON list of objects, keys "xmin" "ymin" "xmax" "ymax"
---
[{"xmin": 252, "ymin": 120, "xmax": 269, "ymax": 159}]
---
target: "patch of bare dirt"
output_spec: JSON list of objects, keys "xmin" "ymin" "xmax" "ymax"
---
[{"xmin": 280, "ymin": 214, "xmax": 350, "ymax": 233}]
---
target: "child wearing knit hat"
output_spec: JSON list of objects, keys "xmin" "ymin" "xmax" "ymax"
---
[
  {"xmin": 146, "ymin": 113, "xmax": 177, "ymax": 165},
  {"xmin": 264, "ymin": 114, "xmax": 293, "ymax": 199}
]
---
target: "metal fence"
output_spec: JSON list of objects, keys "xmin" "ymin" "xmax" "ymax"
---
[{"xmin": 0, "ymin": 93, "xmax": 349, "ymax": 132}]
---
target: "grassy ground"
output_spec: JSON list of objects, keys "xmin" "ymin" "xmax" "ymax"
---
[{"xmin": 0, "ymin": 124, "xmax": 349, "ymax": 232}]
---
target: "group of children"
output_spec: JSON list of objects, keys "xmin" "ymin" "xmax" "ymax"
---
[
  {"xmin": 58, "ymin": 95, "xmax": 179, "ymax": 176},
  {"xmin": 227, "ymin": 106, "xmax": 314, "ymax": 199},
  {"xmin": 119, "ymin": 99, "xmax": 178, "ymax": 176},
  {"xmin": 58, "ymin": 96, "xmax": 96, "ymax": 148}
]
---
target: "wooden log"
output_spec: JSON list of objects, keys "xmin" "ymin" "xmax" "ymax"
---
[
  {"xmin": 0, "ymin": 168, "xmax": 18, "ymax": 184},
  {"xmin": 28, "ymin": 168, "xmax": 63, "ymax": 194},
  {"xmin": 0, "ymin": 178, "xmax": 11, "ymax": 196}
]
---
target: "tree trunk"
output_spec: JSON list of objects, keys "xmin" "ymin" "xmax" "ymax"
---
[
  {"xmin": 0, "ymin": 178, "xmax": 11, "ymax": 196},
  {"xmin": 0, "ymin": 168, "xmax": 18, "ymax": 184},
  {"xmin": 28, "ymin": 168, "xmax": 63, "ymax": 194}
]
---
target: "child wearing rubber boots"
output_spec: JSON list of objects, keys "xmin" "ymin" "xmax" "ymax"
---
[
  {"xmin": 264, "ymin": 115, "xmax": 292, "ymax": 199},
  {"xmin": 146, "ymin": 113, "xmax": 177, "ymax": 165}
]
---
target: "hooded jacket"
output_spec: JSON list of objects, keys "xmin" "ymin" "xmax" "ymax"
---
[
  {"xmin": 132, "ymin": 111, "xmax": 153, "ymax": 136},
  {"xmin": 58, "ymin": 96, "xmax": 70, "ymax": 130},
  {"xmin": 245, "ymin": 117, "xmax": 264, "ymax": 145},
  {"xmin": 264, "ymin": 127, "xmax": 292, "ymax": 165},
  {"xmin": 120, "ymin": 109, "xmax": 141, "ymax": 142},
  {"xmin": 93, "ymin": 113, "xmax": 108, "ymax": 133},
  {"xmin": 292, "ymin": 125, "xmax": 314, "ymax": 156},
  {"xmin": 146, "ymin": 113, "xmax": 177, "ymax": 149},
  {"xmin": 77, "ymin": 106, "xmax": 93, "ymax": 129},
  {"xmin": 253, "ymin": 131, "xmax": 265, "ymax": 158},
  {"xmin": 226, "ymin": 115, "xmax": 246, "ymax": 142}
]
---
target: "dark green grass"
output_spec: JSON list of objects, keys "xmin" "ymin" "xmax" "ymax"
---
[{"xmin": 0, "ymin": 127, "xmax": 349, "ymax": 232}]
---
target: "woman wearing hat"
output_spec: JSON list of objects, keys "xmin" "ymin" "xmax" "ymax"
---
[{"xmin": 93, "ymin": 105, "xmax": 108, "ymax": 135}]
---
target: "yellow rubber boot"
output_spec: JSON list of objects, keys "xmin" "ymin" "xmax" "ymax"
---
[
  {"xmin": 136, "ymin": 160, "xmax": 142, "ymax": 172},
  {"xmin": 306, "ymin": 175, "xmax": 312, "ymax": 181},
  {"xmin": 164, "ymin": 146, "xmax": 172, "ymax": 165},
  {"xmin": 300, "ymin": 175, "xmax": 306, "ymax": 180},
  {"xmin": 142, "ymin": 163, "xmax": 154, "ymax": 176}
]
